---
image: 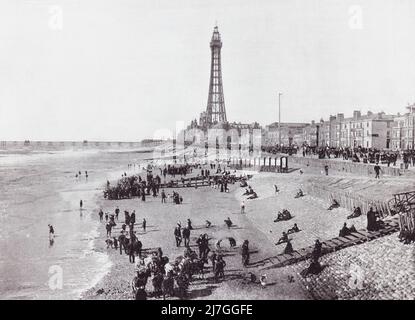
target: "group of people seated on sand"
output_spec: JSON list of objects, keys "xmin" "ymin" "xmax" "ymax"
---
[
  {"xmin": 347, "ymin": 206, "xmax": 362, "ymax": 219},
  {"xmin": 274, "ymin": 223, "xmax": 301, "ymax": 252},
  {"xmin": 327, "ymin": 199, "xmax": 340, "ymax": 210},
  {"xmin": 224, "ymin": 217, "xmax": 233, "ymax": 229},
  {"xmin": 338, "ymin": 222, "xmax": 357, "ymax": 237},
  {"xmin": 294, "ymin": 189, "xmax": 304, "ymax": 198},
  {"xmin": 172, "ymin": 191, "xmax": 183, "ymax": 205},
  {"xmin": 240, "ymin": 179, "xmax": 248, "ymax": 188},
  {"xmin": 274, "ymin": 209, "xmax": 292, "ymax": 222},
  {"xmin": 242, "ymin": 185, "xmax": 258, "ymax": 200}
]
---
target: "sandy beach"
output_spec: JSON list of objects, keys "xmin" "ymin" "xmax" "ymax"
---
[{"xmin": 81, "ymin": 154, "xmax": 413, "ymax": 300}]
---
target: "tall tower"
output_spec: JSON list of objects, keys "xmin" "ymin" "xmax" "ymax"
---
[{"xmin": 206, "ymin": 26, "xmax": 227, "ymax": 126}]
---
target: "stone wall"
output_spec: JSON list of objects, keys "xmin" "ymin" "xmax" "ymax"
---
[{"xmin": 289, "ymin": 156, "xmax": 401, "ymax": 177}]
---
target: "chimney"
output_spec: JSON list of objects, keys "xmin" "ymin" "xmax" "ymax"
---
[
  {"xmin": 337, "ymin": 113, "xmax": 344, "ymax": 121},
  {"xmin": 367, "ymin": 111, "xmax": 373, "ymax": 116},
  {"xmin": 353, "ymin": 110, "xmax": 361, "ymax": 120},
  {"xmin": 311, "ymin": 120, "xmax": 315, "ymax": 125}
]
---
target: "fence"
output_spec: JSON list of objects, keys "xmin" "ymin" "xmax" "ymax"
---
[
  {"xmin": 398, "ymin": 211, "xmax": 415, "ymax": 234},
  {"xmin": 228, "ymin": 156, "xmax": 288, "ymax": 173},
  {"xmin": 306, "ymin": 182, "xmax": 392, "ymax": 218}
]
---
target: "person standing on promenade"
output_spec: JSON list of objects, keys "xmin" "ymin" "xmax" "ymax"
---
[{"xmin": 142, "ymin": 218, "xmax": 146, "ymax": 233}]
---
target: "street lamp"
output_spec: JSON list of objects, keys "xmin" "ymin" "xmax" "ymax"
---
[{"xmin": 278, "ymin": 92, "xmax": 282, "ymax": 147}]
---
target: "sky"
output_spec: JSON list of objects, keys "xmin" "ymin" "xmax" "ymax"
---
[{"xmin": 1, "ymin": 0, "xmax": 415, "ymax": 141}]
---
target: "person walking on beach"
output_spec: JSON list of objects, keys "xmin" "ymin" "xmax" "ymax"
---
[
  {"xmin": 241, "ymin": 240, "xmax": 250, "ymax": 267},
  {"xmin": 106, "ymin": 222, "xmax": 112, "ymax": 237},
  {"xmin": 324, "ymin": 165, "xmax": 329, "ymax": 176},
  {"xmin": 241, "ymin": 201, "xmax": 245, "ymax": 214},
  {"xmin": 115, "ymin": 207, "xmax": 119, "ymax": 220},
  {"xmin": 187, "ymin": 218, "xmax": 193, "ymax": 230},
  {"xmin": 105, "ymin": 212, "xmax": 109, "ymax": 222},
  {"xmin": 142, "ymin": 218, "xmax": 146, "ymax": 233},
  {"xmin": 174, "ymin": 224, "xmax": 182, "ymax": 247},
  {"xmin": 224, "ymin": 217, "xmax": 233, "ymax": 229},
  {"xmin": 374, "ymin": 163, "xmax": 381, "ymax": 179},
  {"xmin": 80, "ymin": 200, "xmax": 83, "ymax": 209},
  {"xmin": 48, "ymin": 224, "xmax": 55, "ymax": 245},
  {"xmin": 274, "ymin": 185, "xmax": 279, "ymax": 194},
  {"xmin": 161, "ymin": 189, "xmax": 167, "ymax": 203},
  {"xmin": 98, "ymin": 209, "xmax": 103, "ymax": 222},
  {"xmin": 48, "ymin": 224, "xmax": 54, "ymax": 236},
  {"xmin": 214, "ymin": 255, "xmax": 226, "ymax": 281},
  {"xmin": 182, "ymin": 226, "xmax": 190, "ymax": 247}
]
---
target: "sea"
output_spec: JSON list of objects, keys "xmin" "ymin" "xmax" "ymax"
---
[{"xmin": 0, "ymin": 143, "xmax": 155, "ymax": 299}]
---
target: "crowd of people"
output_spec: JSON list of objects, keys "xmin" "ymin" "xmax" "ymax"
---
[
  {"xmin": 98, "ymin": 202, "xmax": 231, "ymax": 300},
  {"xmin": 303, "ymin": 146, "xmax": 415, "ymax": 169},
  {"xmin": 263, "ymin": 144, "xmax": 415, "ymax": 170},
  {"xmin": 104, "ymin": 162, "xmax": 245, "ymax": 200}
]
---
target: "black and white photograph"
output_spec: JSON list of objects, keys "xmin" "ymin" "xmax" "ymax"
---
[{"xmin": 0, "ymin": 0, "xmax": 414, "ymax": 305}]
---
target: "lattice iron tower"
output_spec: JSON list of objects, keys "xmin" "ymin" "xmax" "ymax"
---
[{"xmin": 206, "ymin": 26, "xmax": 227, "ymax": 126}]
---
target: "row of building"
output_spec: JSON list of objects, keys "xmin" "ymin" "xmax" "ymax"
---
[{"xmin": 263, "ymin": 104, "xmax": 415, "ymax": 150}]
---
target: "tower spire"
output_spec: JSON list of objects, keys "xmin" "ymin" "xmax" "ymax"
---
[{"xmin": 206, "ymin": 25, "xmax": 227, "ymax": 126}]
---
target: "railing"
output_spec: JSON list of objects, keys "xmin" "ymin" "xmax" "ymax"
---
[{"xmin": 392, "ymin": 191, "xmax": 415, "ymax": 235}]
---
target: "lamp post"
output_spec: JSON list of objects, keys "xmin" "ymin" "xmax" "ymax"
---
[{"xmin": 278, "ymin": 92, "xmax": 282, "ymax": 147}]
